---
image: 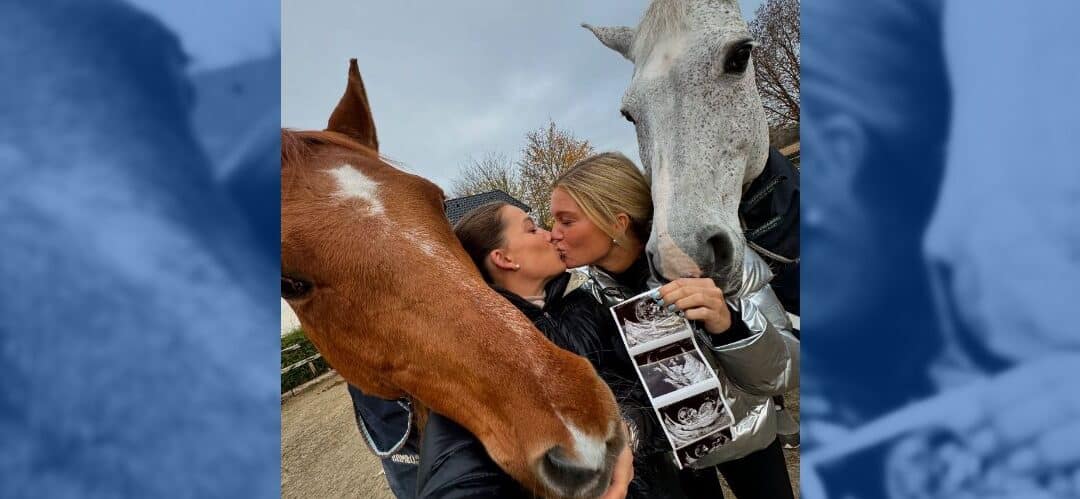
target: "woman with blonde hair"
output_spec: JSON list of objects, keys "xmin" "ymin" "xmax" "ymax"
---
[{"xmin": 550, "ymin": 152, "xmax": 799, "ymax": 499}]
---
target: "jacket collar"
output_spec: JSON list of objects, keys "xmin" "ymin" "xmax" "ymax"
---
[
  {"xmin": 492, "ymin": 272, "xmax": 572, "ymax": 317},
  {"xmin": 607, "ymin": 255, "xmax": 652, "ymax": 292}
]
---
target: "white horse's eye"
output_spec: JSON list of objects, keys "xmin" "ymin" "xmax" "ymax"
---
[
  {"xmin": 724, "ymin": 43, "xmax": 753, "ymax": 74},
  {"xmin": 621, "ymin": 109, "xmax": 636, "ymax": 124}
]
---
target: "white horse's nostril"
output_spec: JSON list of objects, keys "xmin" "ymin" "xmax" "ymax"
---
[
  {"xmin": 707, "ymin": 234, "xmax": 734, "ymax": 272},
  {"xmin": 654, "ymin": 235, "xmax": 703, "ymax": 279}
]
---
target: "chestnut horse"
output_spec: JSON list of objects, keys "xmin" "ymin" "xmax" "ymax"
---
[{"xmin": 281, "ymin": 60, "xmax": 624, "ymax": 497}]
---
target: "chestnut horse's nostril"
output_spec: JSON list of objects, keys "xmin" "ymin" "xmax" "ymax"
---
[{"xmin": 539, "ymin": 445, "xmax": 604, "ymax": 496}]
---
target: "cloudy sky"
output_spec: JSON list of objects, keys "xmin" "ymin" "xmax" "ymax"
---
[
  {"xmin": 129, "ymin": 0, "xmax": 279, "ymax": 71},
  {"xmin": 282, "ymin": 1, "xmax": 762, "ymax": 192}
]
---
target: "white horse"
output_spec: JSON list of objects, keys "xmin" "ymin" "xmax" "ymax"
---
[{"xmin": 584, "ymin": 0, "xmax": 769, "ymax": 292}]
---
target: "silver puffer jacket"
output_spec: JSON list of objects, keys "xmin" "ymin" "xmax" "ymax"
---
[{"xmin": 576, "ymin": 249, "xmax": 800, "ymax": 468}]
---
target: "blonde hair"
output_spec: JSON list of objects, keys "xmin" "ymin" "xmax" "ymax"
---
[{"xmin": 553, "ymin": 152, "xmax": 652, "ymax": 242}]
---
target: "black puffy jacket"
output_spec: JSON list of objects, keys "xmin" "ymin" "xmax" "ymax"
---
[
  {"xmin": 415, "ymin": 273, "xmax": 686, "ymax": 499},
  {"xmin": 415, "ymin": 413, "xmax": 529, "ymax": 498},
  {"xmin": 740, "ymin": 147, "xmax": 800, "ymax": 314}
]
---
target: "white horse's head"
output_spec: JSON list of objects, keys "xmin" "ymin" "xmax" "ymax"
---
[{"xmin": 585, "ymin": 0, "xmax": 768, "ymax": 291}]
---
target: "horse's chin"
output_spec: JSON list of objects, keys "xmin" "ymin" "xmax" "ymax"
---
[{"xmin": 709, "ymin": 269, "xmax": 741, "ymax": 297}]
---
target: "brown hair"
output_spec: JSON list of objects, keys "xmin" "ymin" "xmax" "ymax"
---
[
  {"xmin": 453, "ymin": 202, "xmax": 510, "ymax": 282},
  {"xmin": 553, "ymin": 152, "xmax": 652, "ymax": 242}
]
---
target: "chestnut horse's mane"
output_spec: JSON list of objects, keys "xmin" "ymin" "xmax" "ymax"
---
[
  {"xmin": 281, "ymin": 128, "xmax": 377, "ymax": 165},
  {"xmin": 281, "ymin": 129, "xmax": 412, "ymax": 178}
]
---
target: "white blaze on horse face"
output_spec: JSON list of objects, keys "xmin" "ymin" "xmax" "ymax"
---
[
  {"xmin": 328, "ymin": 165, "xmax": 445, "ymax": 259},
  {"xmin": 558, "ymin": 414, "xmax": 612, "ymax": 471},
  {"xmin": 652, "ymin": 156, "xmax": 704, "ymax": 279},
  {"xmin": 639, "ymin": 32, "xmax": 687, "ymax": 80},
  {"xmin": 328, "ymin": 164, "xmax": 384, "ymax": 216}
]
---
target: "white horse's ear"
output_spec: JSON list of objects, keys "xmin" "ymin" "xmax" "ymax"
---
[{"xmin": 582, "ymin": 23, "xmax": 635, "ymax": 61}]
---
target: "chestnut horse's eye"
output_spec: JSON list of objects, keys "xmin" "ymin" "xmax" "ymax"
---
[
  {"xmin": 621, "ymin": 109, "xmax": 636, "ymax": 124},
  {"xmin": 281, "ymin": 275, "xmax": 312, "ymax": 300},
  {"xmin": 724, "ymin": 43, "xmax": 753, "ymax": 74}
]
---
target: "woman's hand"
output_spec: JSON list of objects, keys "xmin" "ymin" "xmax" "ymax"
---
[
  {"xmin": 652, "ymin": 278, "xmax": 732, "ymax": 334},
  {"xmin": 598, "ymin": 444, "xmax": 634, "ymax": 499}
]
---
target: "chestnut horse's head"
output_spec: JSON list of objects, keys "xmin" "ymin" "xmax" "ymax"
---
[{"xmin": 281, "ymin": 60, "xmax": 624, "ymax": 497}]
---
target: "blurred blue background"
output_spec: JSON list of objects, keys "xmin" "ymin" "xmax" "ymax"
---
[
  {"xmin": 4, "ymin": 0, "xmax": 1079, "ymax": 496},
  {"xmin": 802, "ymin": 0, "xmax": 1080, "ymax": 497},
  {"xmin": 0, "ymin": 0, "xmax": 279, "ymax": 496}
]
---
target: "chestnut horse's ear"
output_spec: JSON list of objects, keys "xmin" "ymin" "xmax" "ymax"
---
[{"xmin": 327, "ymin": 59, "xmax": 379, "ymax": 151}]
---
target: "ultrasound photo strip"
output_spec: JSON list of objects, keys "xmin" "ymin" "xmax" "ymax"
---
[
  {"xmin": 648, "ymin": 376, "xmax": 723, "ymax": 411},
  {"xmin": 675, "ymin": 427, "xmax": 734, "ymax": 468},
  {"xmin": 609, "ymin": 290, "xmax": 685, "ymax": 350},
  {"xmin": 633, "ymin": 337, "xmax": 697, "ymax": 365},
  {"xmin": 610, "ymin": 288, "xmax": 737, "ymax": 468},
  {"xmin": 638, "ymin": 350, "xmax": 713, "ymax": 399},
  {"xmin": 656, "ymin": 387, "xmax": 734, "ymax": 448},
  {"xmin": 611, "ymin": 290, "xmax": 695, "ymax": 355}
]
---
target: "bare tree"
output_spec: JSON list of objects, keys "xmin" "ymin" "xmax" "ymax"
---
[
  {"xmin": 450, "ymin": 152, "xmax": 525, "ymax": 202},
  {"xmin": 517, "ymin": 121, "xmax": 594, "ymax": 228},
  {"xmin": 448, "ymin": 121, "xmax": 593, "ymax": 227},
  {"xmin": 750, "ymin": 0, "xmax": 800, "ymax": 130}
]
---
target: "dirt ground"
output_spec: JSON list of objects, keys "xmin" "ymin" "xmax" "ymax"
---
[
  {"xmin": 281, "ymin": 373, "xmax": 394, "ymax": 499},
  {"xmin": 281, "ymin": 372, "xmax": 799, "ymax": 498}
]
